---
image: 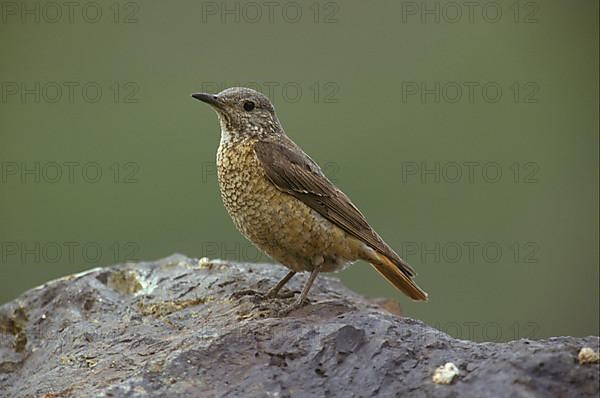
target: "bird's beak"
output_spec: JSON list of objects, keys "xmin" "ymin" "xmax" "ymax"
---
[{"xmin": 191, "ymin": 92, "xmax": 221, "ymax": 107}]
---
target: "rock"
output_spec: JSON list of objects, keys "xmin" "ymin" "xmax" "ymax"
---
[{"xmin": 0, "ymin": 254, "xmax": 598, "ymax": 397}]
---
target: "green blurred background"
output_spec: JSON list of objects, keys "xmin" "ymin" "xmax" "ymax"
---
[{"xmin": 1, "ymin": 0, "xmax": 598, "ymax": 342}]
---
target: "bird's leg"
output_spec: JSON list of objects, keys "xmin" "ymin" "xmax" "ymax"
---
[
  {"xmin": 231, "ymin": 270, "xmax": 296, "ymax": 299},
  {"xmin": 295, "ymin": 266, "xmax": 320, "ymax": 305},
  {"xmin": 279, "ymin": 262, "xmax": 323, "ymax": 315},
  {"xmin": 266, "ymin": 270, "xmax": 296, "ymax": 298}
]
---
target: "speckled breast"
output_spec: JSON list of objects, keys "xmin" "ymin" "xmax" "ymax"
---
[{"xmin": 216, "ymin": 138, "xmax": 358, "ymax": 272}]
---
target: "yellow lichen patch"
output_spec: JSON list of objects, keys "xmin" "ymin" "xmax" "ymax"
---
[
  {"xmin": 578, "ymin": 347, "xmax": 599, "ymax": 364},
  {"xmin": 237, "ymin": 308, "xmax": 272, "ymax": 321},
  {"xmin": 195, "ymin": 258, "xmax": 229, "ymax": 271},
  {"xmin": 0, "ymin": 305, "xmax": 29, "ymax": 353},
  {"xmin": 107, "ymin": 269, "xmax": 143, "ymax": 295},
  {"xmin": 198, "ymin": 257, "xmax": 212, "ymax": 268},
  {"xmin": 433, "ymin": 362, "xmax": 460, "ymax": 385},
  {"xmin": 137, "ymin": 297, "xmax": 212, "ymax": 318},
  {"xmin": 59, "ymin": 355, "xmax": 75, "ymax": 366},
  {"xmin": 82, "ymin": 356, "xmax": 98, "ymax": 369}
]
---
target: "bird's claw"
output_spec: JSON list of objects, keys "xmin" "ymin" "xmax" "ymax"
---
[
  {"xmin": 266, "ymin": 289, "xmax": 297, "ymax": 299},
  {"xmin": 277, "ymin": 297, "xmax": 308, "ymax": 317},
  {"xmin": 230, "ymin": 289, "xmax": 265, "ymax": 299}
]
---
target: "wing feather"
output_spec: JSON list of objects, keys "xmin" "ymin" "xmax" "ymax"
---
[{"xmin": 253, "ymin": 140, "xmax": 416, "ymax": 277}]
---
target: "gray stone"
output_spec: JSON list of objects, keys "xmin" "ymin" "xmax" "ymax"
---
[{"xmin": 0, "ymin": 254, "xmax": 598, "ymax": 397}]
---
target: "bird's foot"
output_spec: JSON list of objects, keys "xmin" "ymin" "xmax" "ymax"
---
[
  {"xmin": 277, "ymin": 297, "xmax": 308, "ymax": 317},
  {"xmin": 265, "ymin": 288, "xmax": 297, "ymax": 299},
  {"xmin": 230, "ymin": 289, "xmax": 266, "ymax": 300}
]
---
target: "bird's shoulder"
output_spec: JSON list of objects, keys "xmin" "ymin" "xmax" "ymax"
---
[{"xmin": 253, "ymin": 137, "xmax": 325, "ymax": 178}]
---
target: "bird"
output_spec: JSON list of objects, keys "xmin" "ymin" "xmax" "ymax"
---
[{"xmin": 192, "ymin": 87, "xmax": 427, "ymax": 313}]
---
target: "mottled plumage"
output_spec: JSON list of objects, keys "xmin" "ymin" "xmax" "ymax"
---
[{"xmin": 192, "ymin": 87, "xmax": 427, "ymax": 310}]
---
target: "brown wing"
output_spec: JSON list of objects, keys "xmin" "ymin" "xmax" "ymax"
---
[{"xmin": 253, "ymin": 139, "xmax": 416, "ymax": 277}]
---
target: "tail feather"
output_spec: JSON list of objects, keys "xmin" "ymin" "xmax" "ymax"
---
[{"xmin": 366, "ymin": 251, "xmax": 428, "ymax": 301}]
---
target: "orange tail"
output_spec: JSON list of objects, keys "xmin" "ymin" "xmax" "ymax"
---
[{"xmin": 366, "ymin": 251, "xmax": 428, "ymax": 301}]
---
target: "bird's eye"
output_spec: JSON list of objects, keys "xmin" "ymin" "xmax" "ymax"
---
[{"xmin": 243, "ymin": 101, "xmax": 255, "ymax": 112}]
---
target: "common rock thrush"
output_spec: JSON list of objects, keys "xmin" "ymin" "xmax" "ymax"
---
[{"xmin": 192, "ymin": 87, "xmax": 428, "ymax": 312}]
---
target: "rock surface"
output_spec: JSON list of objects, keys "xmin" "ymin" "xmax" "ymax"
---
[{"xmin": 0, "ymin": 254, "xmax": 598, "ymax": 397}]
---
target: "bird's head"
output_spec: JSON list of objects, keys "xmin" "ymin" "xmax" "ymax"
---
[{"xmin": 192, "ymin": 87, "xmax": 281, "ymax": 139}]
